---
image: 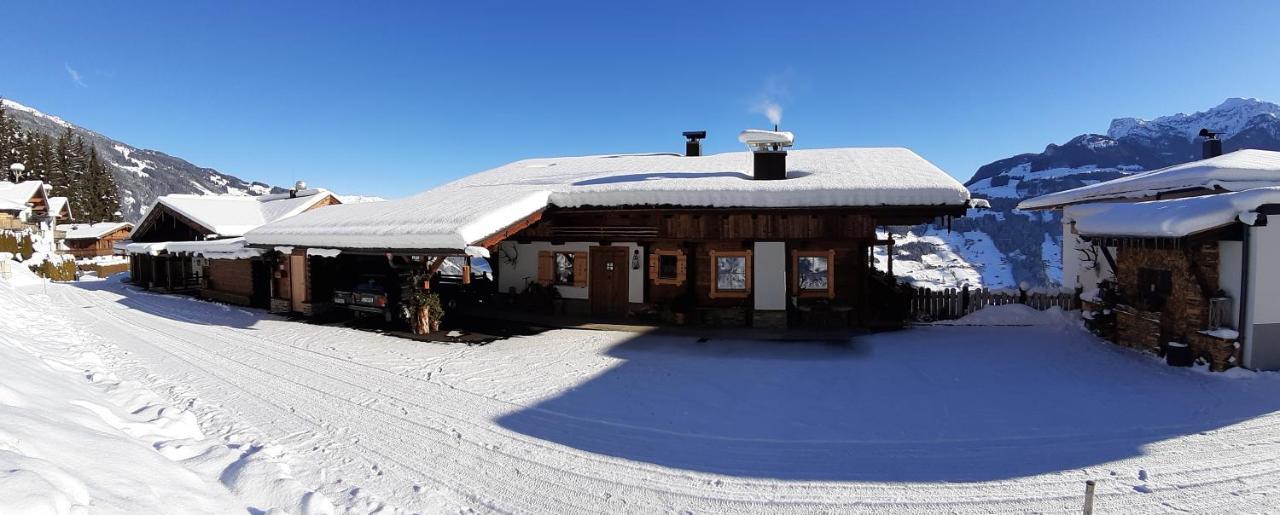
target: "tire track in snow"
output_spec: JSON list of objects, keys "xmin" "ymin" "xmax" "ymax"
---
[{"xmin": 50, "ymin": 283, "xmax": 1280, "ymax": 513}]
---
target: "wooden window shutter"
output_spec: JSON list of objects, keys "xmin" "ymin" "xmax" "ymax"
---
[
  {"xmin": 826, "ymin": 249, "xmax": 836, "ymax": 299},
  {"xmin": 537, "ymin": 251, "xmax": 553, "ymax": 285},
  {"xmin": 675, "ymin": 251, "xmax": 687, "ymax": 284},
  {"xmin": 572, "ymin": 252, "xmax": 588, "ymax": 287},
  {"xmin": 648, "ymin": 254, "xmax": 658, "ymax": 281}
]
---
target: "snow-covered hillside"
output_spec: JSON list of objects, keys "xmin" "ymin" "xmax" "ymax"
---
[
  {"xmin": 3, "ymin": 98, "xmax": 283, "ymax": 221},
  {"xmin": 893, "ymin": 98, "xmax": 1280, "ymax": 290}
]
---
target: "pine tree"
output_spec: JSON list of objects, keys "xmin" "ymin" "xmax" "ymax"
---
[
  {"xmin": 0, "ymin": 104, "xmax": 21, "ymax": 181},
  {"xmin": 84, "ymin": 146, "xmax": 121, "ymax": 221},
  {"xmin": 0, "ymin": 104, "xmax": 124, "ymax": 222}
]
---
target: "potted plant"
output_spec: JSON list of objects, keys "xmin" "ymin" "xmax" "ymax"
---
[{"xmin": 403, "ymin": 290, "xmax": 445, "ymax": 334}]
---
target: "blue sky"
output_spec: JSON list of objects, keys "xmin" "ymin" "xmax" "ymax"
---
[{"xmin": 3, "ymin": 1, "xmax": 1280, "ymax": 198}]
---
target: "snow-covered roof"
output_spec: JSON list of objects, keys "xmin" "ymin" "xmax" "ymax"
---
[
  {"xmin": 1066, "ymin": 186, "xmax": 1280, "ymax": 238},
  {"xmin": 246, "ymin": 147, "xmax": 969, "ymax": 251},
  {"xmin": 1020, "ymin": 149, "xmax": 1280, "ymax": 210},
  {"xmin": 135, "ymin": 189, "xmax": 336, "ymax": 238},
  {"xmin": 0, "ymin": 181, "xmax": 46, "ymax": 212},
  {"xmin": 47, "ymin": 197, "xmax": 70, "ymax": 219},
  {"xmin": 125, "ymin": 237, "xmax": 264, "ymax": 260},
  {"xmin": 59, "ymin": 222, "xmax": 133, "ymax": 240}
]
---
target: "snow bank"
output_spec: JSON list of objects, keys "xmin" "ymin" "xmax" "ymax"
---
[
  {"xmin": 0, "ymin": 273, "xmax": 333, "ymax": 513},
  {"xmin": 247, "ymin": 147, "xmax": 970, "ymax": 251},
  {"xmin": 1066, "ymin": 186, "xmax": 1280, "ymax": 238},
  {"xmin": 934, "ymin": 304, "xmax": 1078, "ymax": 326}
]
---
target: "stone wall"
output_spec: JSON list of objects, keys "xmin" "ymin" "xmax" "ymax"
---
[{"xmin": 1114, "ymin": 242, "xmax": 1219, "ymax": 345}]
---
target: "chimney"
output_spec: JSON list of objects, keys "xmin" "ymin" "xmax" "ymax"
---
[
  {"xmin": 738, "ymin": 128, "xmax": 795, "ymax": 180},
  {"xmin": 682, "ymin": 131, "xmax": 706, "ymax": 157},
  {"xmin": 290, "ymin": 180, "xmax": 307, "ymax": 198},
  {"xmin": 1199, "ymin": 128, "xmax": 1223, "ymax": 159}
]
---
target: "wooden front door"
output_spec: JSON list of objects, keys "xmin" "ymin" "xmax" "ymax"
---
[
  {"xmin": 589, "ymin": 246, "xmax": 629, "ymax": 317},
  {"xmin": 289, "ymin": 254, "xmax": 307, "ymax": 312}
]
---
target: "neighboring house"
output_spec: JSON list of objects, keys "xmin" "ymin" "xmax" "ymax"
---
[
  {"xmin": 246, "ymin": 130, "xmax": 976, "ymax": 327},
  {"xmin": 46, "ymin": 196, "xmax": 72, "ymax": 224},
  {"xmin": 59, "ymin": 222, "xmax": 133, "ymax": 258},
  {"xmin": 0, "ymin": 180, "xmax": 52, "ymax": 230},
  {"xmin": 1021, "ymin": 143, "xmax": 1280, "ymax": 371},
  {"xmin": 125, "ymin": 185, "xmax": 341, "ymax": 307}
]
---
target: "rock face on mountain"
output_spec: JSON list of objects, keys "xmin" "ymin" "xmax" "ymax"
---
[
  {"xmin": 2, "ymin": 99, "xmax": 282, "ymax": 221},
  {"xmin": 897, "ymin": 98, "xmax": 1280, "ymax": 290}
]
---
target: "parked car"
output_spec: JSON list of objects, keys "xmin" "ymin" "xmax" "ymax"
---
[{"xmin": 332, "ymin": 275, "xmax": 395, "ymax": 322}]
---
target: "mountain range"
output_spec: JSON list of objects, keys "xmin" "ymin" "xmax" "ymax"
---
[
  {"xmin": 2, "ymin": 98, "xmax": 289, "ymax": 221},
  {"xmin": 7, "ymin": 96, "xmax": 1277, "ymax": 290},
  {"xmin": 887, "ymin": 97, "xmax": 1280, "ymax": 291}
]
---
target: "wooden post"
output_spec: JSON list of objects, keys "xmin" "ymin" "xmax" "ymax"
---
[{"xmin": 1083, "ymin": 480, "xmax": 1096, "ymax": 515}]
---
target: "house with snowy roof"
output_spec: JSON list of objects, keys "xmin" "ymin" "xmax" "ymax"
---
[
  {"xmin": 0, "ymin": 180, "xmax": 55, "ymax": 230},
  {"xmin": 125, "ymin": 183, "xmax": 341, "ymax": 307},
  {"xmin": 1021, "ymin": 136, "xmax": 1280, "ymax": 371},
  {"xmin": 245, "ymin": 130, "xmax": 975, "ymax": 328},
  {"xmin": 59, "ymin": 222, "xmax": 133, "ymax": 258}
]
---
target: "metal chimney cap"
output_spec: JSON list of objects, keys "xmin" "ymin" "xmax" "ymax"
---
[
  {"xmin": 1199, "ymin": 128, "xmax": 1221, "ymax": 139},
  {"xmin": 738, "ymin": 129, "xmax": 794, "ymax": 149},
  {"xmin": 682, "ymin": 131, "xmax": 707, "ymax": 140},
  {"xmin": 294, "ymin": 180, "xmax": 307, "ymax": 191}
]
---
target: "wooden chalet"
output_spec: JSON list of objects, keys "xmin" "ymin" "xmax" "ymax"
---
[
  {"xmin": 246, "ymin": 130, "xmax": 977, "ymax": 328},
  {"xmin": 60, "ymin": 222, "xmax": 133, "ymax": 258},
  {"xmin": 0, "ymin": 180, "xmax": 52, "ymax": 230},
  {"xmin": 125, "ymin": 185, "xmax": 341, "ymax": 308}
]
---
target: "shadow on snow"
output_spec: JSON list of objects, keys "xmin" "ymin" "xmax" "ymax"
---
[
  {"xmin": 67, "ymin": 277, "xmax": 265, "ymax": 330},
  {"xmin": 497, "ymin": 326, "xmax": 1280, "ymax": 481}
]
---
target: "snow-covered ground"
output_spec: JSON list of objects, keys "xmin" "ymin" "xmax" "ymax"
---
[{"xmin": 5, "ymin": 275, "xmax": 1280, "ymax": 513}]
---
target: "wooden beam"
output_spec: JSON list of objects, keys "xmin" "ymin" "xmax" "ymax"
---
[{"xmin": 473, "ymin": 208, "xmax": 546, "ymax": 249}]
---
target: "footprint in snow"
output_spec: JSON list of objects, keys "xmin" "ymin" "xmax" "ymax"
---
[
  {"xmin": 1138, "ymin": 469, "xmax": 1149, "ymax": 481},
  {"xmin": 1134, "ymin": 484, "xmax": 1153, "ymax": 494}
]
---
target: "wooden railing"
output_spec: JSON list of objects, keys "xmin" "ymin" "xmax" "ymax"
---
[{"xmin": 908, "ymin": 286, "xmax": 1078, "ymax": 322}]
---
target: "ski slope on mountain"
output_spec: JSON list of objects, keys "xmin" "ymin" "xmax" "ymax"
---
[{"xmin": 5, "ymin": 275, "xmax": 1279, "ymax": 513}]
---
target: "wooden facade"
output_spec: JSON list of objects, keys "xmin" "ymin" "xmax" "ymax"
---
[
  {"xmin": 502, "ymin": 205, "xmax": 963, "ymax": 327},
  {"xmin": 64, "ymin": 225, "xmax": 133, "ymax": 258},
  {"xmin": 126, "ymin": 191, "xmax": 341, "ymax": 309}
]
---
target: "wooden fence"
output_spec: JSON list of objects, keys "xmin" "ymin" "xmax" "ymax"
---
[{"xmin": 908, "ymin": 286, "xmax": 1078, "ymax": 321}]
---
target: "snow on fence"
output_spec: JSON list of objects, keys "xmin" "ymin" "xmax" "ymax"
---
[{"xmin": 908, "ymin": 286, "xmax": 1078, "ymax": 321}]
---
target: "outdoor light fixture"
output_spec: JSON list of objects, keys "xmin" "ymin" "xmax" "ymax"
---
[{"xmin": 632, "ymin": 248, "xmax": 641, "ymax": 270}]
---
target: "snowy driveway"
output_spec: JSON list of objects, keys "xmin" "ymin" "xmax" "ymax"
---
[{"xmin": 38, "ymin": 278, "xmax": 1280, "ymax": 513}]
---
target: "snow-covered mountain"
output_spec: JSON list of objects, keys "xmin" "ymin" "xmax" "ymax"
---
[
  {"xmin": 2, "ymin": 98, "xmax": 284, "ymax": 221},
  {"xmin": 891, "ymin": 98, "xmax": 1280, "ymax": 290}
]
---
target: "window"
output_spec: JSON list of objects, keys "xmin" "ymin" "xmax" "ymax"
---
[
  {"xmin": 659, "ymin": 255, "xmax": 678, "ymax": 278},
  {"xmin": 648, "ymin": 249, "xmax": 686, "ymax": 286},
  {"xmin": 709, "ymin": 249, "xmax": 752, "ymax": 298},
  {"xmin": 538, "ymin": 250, "xmax": 587, "ymax": 287},
  {"xmin": 793, "ymin": 250, "xmax": 835, "ymax": 298},
  {"xmin": 554, "ymin": 252, "xmax": 575, "ymax": 285},
  {"xmin": 1136, "ymin": 267, "xmax": 1172, "ymax": 311}
]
